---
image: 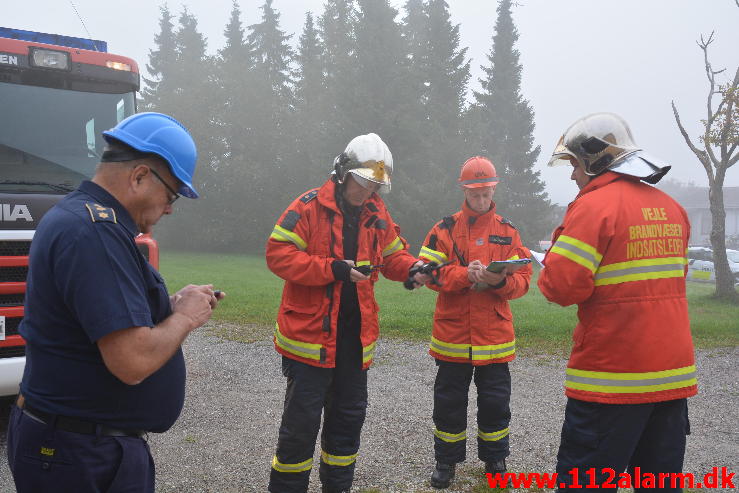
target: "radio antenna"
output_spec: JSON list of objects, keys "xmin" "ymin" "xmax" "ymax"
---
[{"xmin": 68, "ymin": 1, "xmax": 98, "ymax": 50}]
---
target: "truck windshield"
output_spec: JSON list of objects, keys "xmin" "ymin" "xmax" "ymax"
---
[{"xmin": 0, "ymin": 82, "xmax": 136, "ymax": 194}]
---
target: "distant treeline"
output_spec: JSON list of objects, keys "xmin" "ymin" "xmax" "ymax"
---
[{"xmin": 143, "ymin": 0, "xmax": 558, "ymax": 253}]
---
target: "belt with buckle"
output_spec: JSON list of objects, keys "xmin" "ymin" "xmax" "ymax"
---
[{"xmin": 16, "ymin": 394, "xmax": 145, "ymax": 438}]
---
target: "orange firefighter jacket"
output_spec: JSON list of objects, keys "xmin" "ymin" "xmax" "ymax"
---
[
  {"xmin": 266, "ymin": 179, "xmax": 417, "ymax": 369},
  {"xmin": 538, "ymin": 172, "xmax": 697, "ymax": 404},
  {"xmin": 419, "ymin": 201, "xmax": 532, "ymax": 366}
]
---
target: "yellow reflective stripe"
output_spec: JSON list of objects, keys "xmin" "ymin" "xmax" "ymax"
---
[
  {"xmin": 550, "ymin": 235, "xmax": 603, "ymax": 273},
  {"xmin": 356, "ymin": 260, "xmax": 370, "ymax": 267},
  {"xmin": 419, "ymin": 246, "xmax": 448, "ymax": 264},
  {"xmin": 362, "ymin": 341, "xmax": 376, "ymax": 364},
  {"xmin": 434, "ymin": 428, "xmax": 467, "ymax": 443},
  {"xmin": 382, "ymin": 236, "xmax": 403, "ymax": 257},
  {"xmin": 270, "ymin": 225, "xmax": 307, "ymax": 250},
  {"xmin": 594, "ymin": 257, "xmax": 688, "ymax": 286},
  {"xmin": 274, "ymin": 324, "xmax": 323, "ymax": 361},
  {"xmin": 506, "ymin": 255, "xmax": 520, "ymax": 260},
  {"xmin": 430, "ymin": 337, "xmax": 470, "ymax": 359},
  {"xmin": 565, "ymin": 365, "xmax": 697, "ymax": 394},
  {"xmin": 471, "ymin": 340, "xmax": 516, "ymax": 361},
  {"xmin": 477, "ymin": 427, "xmax": 509, "ymax": 442},
  {"xmin": 272, "ymin": 455, "xmax": 313, "ymax": 473},
  {"xmin": 321, "ymin": 450, "xmax": 358, "ymax": 467}
]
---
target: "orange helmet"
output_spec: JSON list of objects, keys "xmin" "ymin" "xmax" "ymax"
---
[{"xmin": 458, "ymin": 156, "xmax": 498, "ymax": 188}]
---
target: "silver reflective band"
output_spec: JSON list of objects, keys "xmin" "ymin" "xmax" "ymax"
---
[
  {"xmin": 554, "ymin": 241, "xmax": 600, "ymax": 268},
  {"xmin": 430, "ymin": 341, "xmax": 469, "ymax": 355},
  {"xmin": 567, "ymin": 371, "xmax": 697, "ymax": 387},
  {"xmin": 460, "ymin": 177, "xmax": 499, "ymax": 185},
  {"xmin": 594, "ymin": 262, "xmax": 685, "ymax": 281},
  {"xmin": 471, "ymin": 346, "xmax": 514, "ymax": 357}
]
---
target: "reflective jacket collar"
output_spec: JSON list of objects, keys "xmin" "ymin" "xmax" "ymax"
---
[
  {"xmin": 78, "ymin": 180, "xmax": 139, "ymax": 237},
  {"xmin": 317, "ymin": 178, "xmax": 383, "ymax": 217}
]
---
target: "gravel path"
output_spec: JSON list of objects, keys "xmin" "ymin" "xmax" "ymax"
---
[{"xmin": 0, "ymin": 324, "xmax": 736, "ymax": 492}]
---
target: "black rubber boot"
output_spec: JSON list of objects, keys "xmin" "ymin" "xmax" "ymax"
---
[
  {"xmin": 430, "ymin": 462, "xmax": 456, "ymax": 489},
  {"xmin": 484, "ymin": 458, "xmax": 507, "ymax": 475}
]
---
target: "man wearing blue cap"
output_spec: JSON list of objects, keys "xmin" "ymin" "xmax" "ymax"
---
[{"xmin": 6, "ymin": 112, "xmax": 224, "ymax": 493}]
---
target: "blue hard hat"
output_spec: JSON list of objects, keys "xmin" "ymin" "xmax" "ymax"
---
[{"xmin": 103, "ymin": 112, "xmax": 199, "ymax": 198}]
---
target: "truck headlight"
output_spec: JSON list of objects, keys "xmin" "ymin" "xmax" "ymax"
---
[{"xmin": 29, "ymin": 48, "xmax": 70, "ymax": 70}]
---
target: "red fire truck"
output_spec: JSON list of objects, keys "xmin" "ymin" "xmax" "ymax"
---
[{"xmin": 0, "ymin": 27, "xmax": 158, "ymax": 396}]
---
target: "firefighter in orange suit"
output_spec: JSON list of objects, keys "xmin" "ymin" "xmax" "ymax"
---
[
  {"xmin": 538, "ymin": 113, "xmax": 697, "ymax": 492},
  {"xmin": 265, "ymin": 133, "xmax": 428, "ymax": 493},
  {"xmin": 418, "ymin": 157, "xmax": 532, "ymax": 489}
]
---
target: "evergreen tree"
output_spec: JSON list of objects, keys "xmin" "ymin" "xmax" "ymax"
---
[
  {"xmin": 319, "ymin": 0, "xmax": 359, "ymax": 156},
  {"xmin": 218, "ymin": 0, "xmax": 254, "ymax": 168},
  {"xmin": 152, "ymin": 8, "xmax": 220, "ymax": 250},
  {"xmin": 294, "ymin": 12, "xmax": 327, "ymax": 184},
  {"xmin": 140, "ymin": 5, "xmax": 177, "ymax": 111},
  {"xmin": 394, "ymin": 0, "xmax": 470, "ymax": 246},
  {"xmin": 206, "ymin": 1, "xmax": 257, "ymax": 250},
  {"xmin": 465, "ymin": 0, "xmax": 550, "ymax": 247},
  {"xmin": 241, "ymin": 0, "xmax": 297, "ymax": 249}
]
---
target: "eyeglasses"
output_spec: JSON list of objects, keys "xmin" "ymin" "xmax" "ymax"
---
[{"xmin": 148, "ymin": 167, "xmax": 180, "ymax": 205}]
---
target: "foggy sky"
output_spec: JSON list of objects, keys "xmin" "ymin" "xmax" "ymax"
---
[{"xmin": 5, "ymin": 0, "xmax": 739, "ymax": 205}]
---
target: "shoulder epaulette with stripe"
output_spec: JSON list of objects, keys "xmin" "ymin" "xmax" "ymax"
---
[
  {"xmin": 499, "ymin": 217, "xmax": 517, "ymax": 229},
  {"xmin": 300, "ymin": 189, "xmax": 318, "ymax": 204},
  {"xmin": 84, "ymin": 203, "xmax": 117, "ymax": 223}
]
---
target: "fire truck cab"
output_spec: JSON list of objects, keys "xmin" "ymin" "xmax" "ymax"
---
[{"xmin": 0, "ymin": 27, "xmax": 158, "ymax": 396}]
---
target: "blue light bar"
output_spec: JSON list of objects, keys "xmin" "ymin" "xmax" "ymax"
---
[{"xmin": 0, "ymin": 27, "xmax": 107, "ymax": 52}]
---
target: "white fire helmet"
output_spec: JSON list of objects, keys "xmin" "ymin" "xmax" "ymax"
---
[
  {"xmin": 333, "ymin": 133, "xmax": 393, "ymax": 193},
  {"xmin": 548, "ymin": 112, "xmax": 670, "ymax": 184}
]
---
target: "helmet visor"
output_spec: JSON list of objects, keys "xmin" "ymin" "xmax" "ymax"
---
[
  {"xmin": 348, "ymin": 166, "xmax": 391, "ymax": 193},
  {"xmin": 548, "ymin": 136, "xmax": 579, "ymax": 167}
]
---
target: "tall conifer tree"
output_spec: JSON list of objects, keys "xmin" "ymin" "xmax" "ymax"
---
[
  {"xmin": 294, "ymin": 12, "xmax": 328, "ymax": 183},
  {"xmin": 141, "ymin": 5, "xmax": 177, "ymax": 111},
  {"xmin": 319, "ymin": 0, "xmax": 359, "ymax": 155},
  {"xmin": 242, "ymin": 0, "xmax": 296, "ymax": 249},
  {"xmin": 466, "ymin": 0, "xmax": 550, "ymax": 246},
  {"xmin": 152, "ymin": 8, "xmax": 219, "ymax": 249}
]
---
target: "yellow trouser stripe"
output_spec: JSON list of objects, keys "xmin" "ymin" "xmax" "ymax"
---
[
  {"xmin": 382, "ymin": 236, "xmax": 403, "ymax": 257},
  {"xmin": 272, "ymin": 455, "xmax": 313, "ymax": 473},
  {"xmin": 434, "ymin": 428, "xmax": 467, "ymax": 443},
  {"xmin": 565, "ymin": 365, "xmax": 697, "ymax": 394},
  {"xmin": 551, "ymin": 235, "xmax": 603, "ymax": 273},
  {"xmin": 270, "ymin": 225, "xmax": 307, "ymax": 250},
  {"xmin": 420, "ymin": 246, "xmax": 448, "ymax": 264},
  {"xmin": 362, "ymin": 341, "xmax": 376, "ymax": 364},
  {"xmin": 478, "ymin": 427, "xmax": 510, "ymax": 442},
  {"xmin": 274, "ymin": 325, "xmax": 322, "ymax": 360},
  {"xmin": 321, "ymin": 450, "xmax": 358, "ymax": 467}
]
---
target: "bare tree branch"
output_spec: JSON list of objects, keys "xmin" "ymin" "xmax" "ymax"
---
[
  {"xmin": 672, "ymin": 100, "xmax": 714, "ymax": 182},
  {"xmin": 700, "ymin": 33, "xmax": 723, "ymax": 166}
]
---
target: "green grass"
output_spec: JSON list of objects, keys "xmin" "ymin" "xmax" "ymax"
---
[{"xmin": 159, "ymin": 252, "xmax": 738, "ymax": 350}]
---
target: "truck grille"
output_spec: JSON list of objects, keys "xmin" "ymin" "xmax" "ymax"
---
[
  {"xmin": 0, "ymin": 346, "xmax": 26, "ymax": 358},
  {"xmin": 0, "ymin": 294, "xmax": 24, "ymax": 307},
  {"xmin": 0, "ymin": 241, "xmax": 31, "ymax": 256},
  {"xmin": 0, "ymin": 266, "xmax": 28, "ymax": 282},
  {"xmin": 3, "ymin": 316, "xmax": 22, "ymax": 337}
]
